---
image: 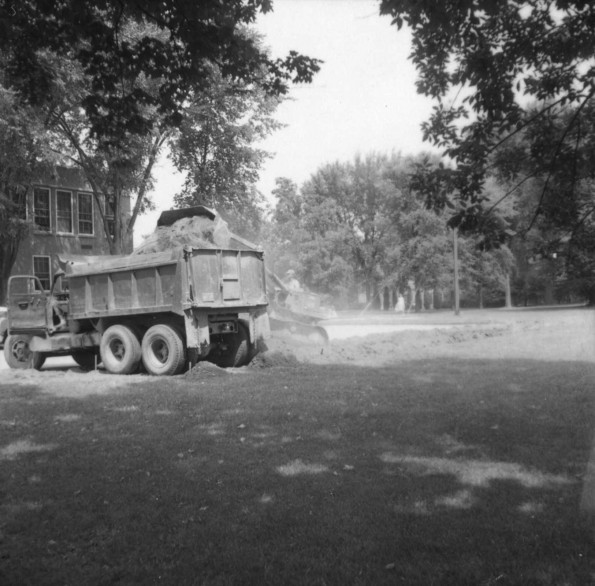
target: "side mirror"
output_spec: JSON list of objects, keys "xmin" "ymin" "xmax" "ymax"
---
[{"xmin": 50, "ymin": 270, "xmax": 66, "ymax": 294}]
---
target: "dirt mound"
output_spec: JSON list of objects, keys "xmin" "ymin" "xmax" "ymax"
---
[
  {"xmin": 250, "ymin": 324, "xmax": 510, "ymax": 368},
  {"xmin": 248, "ymin": 350, "xmax": 301, "ymax": 369},
  {"xmin": 134, "ymin": 215, "xmax": 232, "ymax": 255},
  {"xmin": 185, "ymin": 361, "xmax": 230, "ymax": 379}
]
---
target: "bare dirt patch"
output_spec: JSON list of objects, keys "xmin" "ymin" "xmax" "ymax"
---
[
  {"xmin": 0, "ymin": 368, "xmax": 147, "ymax": 397},
  {"xmin": 251, "ymin": 307, "xmax": 594, "ymax": 368},
  {"xmin": 0, "ymin": 439, "xmax": 57, "ymax": 461}
]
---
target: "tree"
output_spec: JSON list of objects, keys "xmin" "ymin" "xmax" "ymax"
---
[
  {"xmin": 0, "ymin": 1, "xmax": 320, "ymax": 253},
  {"xmin": 260, "ymin": 177, "xmax": 303, "ymax": 276},
  {"xmin": 172, "ymin": 47, "xmax": 282, "ymax": 222},
  {"xmin": 37, "ymin": 36, "xmax": 168, "ymax": 253},
  {"xmin": 0, "ymin": 84, "xmax": 54, "ymax": 304},
  {"xmin": 300, "ymin": 154, "xmax": 401, "ymax": 302},
  {"xmin": 379, "ymin": 1, "xmax": 595, "ymax": 230},
  {"xmin": 1, "ymin": 1, "xmax": 319, "ymax": 143},
  {"xmin": 492, "ymin": 100, "xmax": 595, "ymax": 303},
  {"xmin": 385, "ymin": 202, "xmax": 453, "ymax": 309}
]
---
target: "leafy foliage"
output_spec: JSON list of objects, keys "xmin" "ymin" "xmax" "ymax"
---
[
  {"xmin": 0, "ymin": 1, "xmax": 320, "ymax": 142},
  {"xmin": 298, "ymin": 154, "xmax": 401, "ymax": 301},
  {"xmin": 379, "ymin": 0, "xmax": 595, "ymax": 221},
  {"xmin": 0, "ymin": 83, "xmax": 55, "ymax": 303},
  {"xmin": 263, "ymin": 152, "xmax": 519, "ymax": 309},
  {"xmin": 491, "ymin": 99, "xmax": 595, "ymax": 303},
  {"xmin": 172, "ymin": 51, "xmax": 282, "ymax": 223},
  {"xmin": 0, "ymin": 1, "xmax": 320, "ymax": 257}
]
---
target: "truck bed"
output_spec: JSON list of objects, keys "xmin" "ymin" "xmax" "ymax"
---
[{"xmin": 65, "ymin": 246, "xmax": 268, "ymax": 320}]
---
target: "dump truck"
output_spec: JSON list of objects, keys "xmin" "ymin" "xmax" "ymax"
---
[{"xmin": 3, "ymin": 243, "xmax": 270, "ymax": 374}]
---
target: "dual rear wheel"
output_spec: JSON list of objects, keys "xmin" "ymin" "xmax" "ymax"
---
[
  {"xmin": 99, "ymin": 321, "xmax": 254, "ymax": 375},
  {"xmin": 99, "ymin": 323, "xmax": 186, "ymax": 376},
  {"xmin": 141, "ymin": 324, "xmax": 186, "ymax": 376}
]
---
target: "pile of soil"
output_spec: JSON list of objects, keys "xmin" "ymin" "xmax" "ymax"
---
[
  {"xmin": 247, "ymin": 324, "xmax": 511, "ymax": 369},
  {"xmin": 248, "ymin": 349, "xmax": 302, "ymax": 369},
  {"xmin": 185, "ymin": 361, "xmax": 230, "ymax": 379},
  {"xmin": 134, "ymin": 215, "xmax": 232, "ymax": 255}
]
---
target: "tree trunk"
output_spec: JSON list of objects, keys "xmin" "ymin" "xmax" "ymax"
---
[
  {"xmin": 407, "ymin": 287, "xmax": 416, "ymax": 312},
  {"xmin": 504, "ymin": 273, "xmax": 513, "ymax": 308},
  {"xmin": 584, "ymin": 284, "xmax": 595, "ymax": 307},
  {"xmin": 544, "ymin": 280, "xmax": 555, "ymax": 305},
  {"xmin": 478, "ymin": 285, "xmax": 484, "ymax": 309},
  {"xmin": 0, "ymin": 239, "xmax": 22, "ymax": 306},
  {"xmin": 428, "ymin": 289, "xmax": 434, "ymax": 310}
]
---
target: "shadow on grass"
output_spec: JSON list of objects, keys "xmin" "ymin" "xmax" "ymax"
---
[{"xmin": 1, "ymin": 357, "xmax": 595, "ymax": 585}]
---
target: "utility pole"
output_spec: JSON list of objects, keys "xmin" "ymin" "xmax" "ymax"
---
[{"xmin": 453, "ymin": 227, "xmax": 460, "ymax": 316}]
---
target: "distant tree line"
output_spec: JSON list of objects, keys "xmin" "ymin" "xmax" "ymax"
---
[
  {"xmin": 255, "ymin": 116, "xmax": 594, "ymax": 309},
  {"xmin": 257, "ymin": 153, "xmax": 512, "ymax": 310}
]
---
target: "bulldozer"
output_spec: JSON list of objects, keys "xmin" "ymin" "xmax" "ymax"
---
[{"xmin": 265, "ymin": 269, "xmax": 334, "ymax": 343}]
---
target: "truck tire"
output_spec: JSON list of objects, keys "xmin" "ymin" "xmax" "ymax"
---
[
  {"xmin": 141, "ymin": 324, "xmax": 186, "ymax": 376},
  {"xmin": 72, "ymin": 350, "xmax": 98, "ymax": 371},
  {"xmin": 100, "ymin": 325, "xmax": 141, "ymax": 375},
  {"xmin": 4, "ymin": 335, "xmax": 45, "ymax": 370},
  {"xmin": 209, "ymin": 322, "xmax": 249, "ymax": 368}
]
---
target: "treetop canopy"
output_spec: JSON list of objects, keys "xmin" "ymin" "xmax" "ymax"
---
[
  {"xmin": 0, "ymin": 0, "xmax": 320, "ymax": 140},
  {"xmin": 379, "ymin": 0, "xmax": 595, "ymax": 223}
]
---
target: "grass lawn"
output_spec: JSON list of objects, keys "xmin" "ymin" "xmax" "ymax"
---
[{"xmin": 1, "ymin": 319, "xmax": 595, "ymax": 584}]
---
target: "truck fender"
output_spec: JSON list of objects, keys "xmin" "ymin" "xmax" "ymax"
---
[{"xmin": 0, "ymin": 316, "xmax": 7, "ymax": 348}]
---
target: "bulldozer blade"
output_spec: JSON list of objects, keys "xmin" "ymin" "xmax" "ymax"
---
[{"xmin": 269, "ymin": 317, "xmax": 329, "ymax": 345}]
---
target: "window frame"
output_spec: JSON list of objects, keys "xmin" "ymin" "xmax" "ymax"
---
[
  {"xmin": 33, "ymin": 187, "xmax": 51, "ymax": 232},
  {"xmin": 56, "ymin": 189, "xmax": 74, "ymax": 235},
  {"xmin": 32, "ymin": 255, "xmax": 52, "ymax": 291},
  {"xmin": 105, "ymin": 195, "xmax": 115, "ymax": 238},
  {"xmin": 77, "ymin": 191, "xmax": 94, "ymax": 236}
]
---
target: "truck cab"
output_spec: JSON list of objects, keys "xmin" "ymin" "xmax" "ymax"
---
[{"xmin": 3, "ymin": 273, "xmax": 69, "ymax": 369}]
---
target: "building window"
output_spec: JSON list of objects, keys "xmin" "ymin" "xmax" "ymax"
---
[
  {"xmin": 78, "ymin": 192, "xmax": 94, "ymax": 235},
  {"xmin": 105, "ymin": 195, "xmax": 115, "ymax": 237},
  {"xmin": 33, "ymin": 187, "xmax": 51, "ymax": 231},
  {"xmin": 33, "ymin": 255, "xmax": 51, "ymax": 290},
  {"xmin": 56, "ymin": 190, "xmax": 73, "ymax": 233}
]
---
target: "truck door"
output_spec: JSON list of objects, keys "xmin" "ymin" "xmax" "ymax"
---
[{"xmin": 7, "ymin": 276, "xmax": 48, "ymax": 333}]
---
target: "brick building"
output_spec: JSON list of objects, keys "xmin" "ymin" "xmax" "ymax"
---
[{"xmin": 11, "ymin": 167, "xmax": 133, "ymax": 290}]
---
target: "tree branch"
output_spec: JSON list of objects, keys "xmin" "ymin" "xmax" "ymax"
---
[
  {"xmin": 526, "ymin": 89, "xmax": 595, "ymax": 232},
  {"xmin": 128, "ymin": 129, "xmax": 169, "ymax": 232}
]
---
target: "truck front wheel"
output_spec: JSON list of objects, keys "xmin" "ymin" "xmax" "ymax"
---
[
  {"xmin": 141, "ymin": 324, "xmax": 186, "ymax": 376},
  {"xmin": 100, "ymin": 325, "xmax": 141, "ymax": 375},
  {"xmin": 4, "ymin": 335, "xmax": 45, "ymax": 370}
]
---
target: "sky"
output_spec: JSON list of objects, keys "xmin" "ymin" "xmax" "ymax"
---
[{"xmin": 134, "ymin": 0, "xmax": 435, "ymax": 245}]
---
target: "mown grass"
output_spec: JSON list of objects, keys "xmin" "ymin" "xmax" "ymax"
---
[{"xmin": 1, "ymin": 357, "xmax": 595, "ymax": 585}]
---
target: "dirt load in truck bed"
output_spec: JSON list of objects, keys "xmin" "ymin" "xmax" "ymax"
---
[{"xmin": 133, "ymin": 214, "xmax": 233, "ymax": 254}]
